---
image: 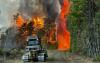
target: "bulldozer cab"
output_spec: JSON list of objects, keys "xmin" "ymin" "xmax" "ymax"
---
[
  {"xmin": 27, "ymin": 36, "xmax": 40, "ymax": 46},
  {"xmin": 28, "ymin": 39, "xmax": 39, "ymax": 46}
]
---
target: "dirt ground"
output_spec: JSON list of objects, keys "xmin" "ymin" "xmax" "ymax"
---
[{"xmin": 0, "ymin": 50, "xmax": 100, "ymax": 63}]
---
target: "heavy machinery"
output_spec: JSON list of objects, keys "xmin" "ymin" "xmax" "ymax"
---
[{"xmin": 22, "ymin": 35, "xmax": 48, "ymax": 62}]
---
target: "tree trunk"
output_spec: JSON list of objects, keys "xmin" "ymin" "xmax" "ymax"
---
[{"xmin": 85, "ymin": 0, "xmax": 100, "ymax": 57}]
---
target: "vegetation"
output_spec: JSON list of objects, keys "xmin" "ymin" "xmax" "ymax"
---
[
  {"xmin": 68, "ymin": 0, "xmax": 100, "ymax": 59},
  {"xmin": 0, "ymin": 48, "xmax": 3, "ymax": 55},
  {"xmin": 93, "ymin": 55, "xmax": 100, "ymax": 62},
  {"xmin": 68, "ymin": 0, "xmax": 86, "ymax": 52}
]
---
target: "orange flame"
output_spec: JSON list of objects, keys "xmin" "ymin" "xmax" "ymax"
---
[
  {"xmin": 60, "ymin": 0, "xmax": 71, "ymax": 19},
  {"xmin": 57, "ymin": 0, "xmax": 71, "ymax": 51},
  {"xmin": 16, "ymin": 15, "xmax": 24, "ymax": 28},
  {"xmin": 32, "ymin": 17, "xmax": 44, "ymax": 29},
  {"xmin": 16, "ymin": 16, "xmax": 44, "ymax": 36}
]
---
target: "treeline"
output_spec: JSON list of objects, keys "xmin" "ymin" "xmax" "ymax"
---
[{"xmin": 68, "ymin": 0, "xmax": 100, "ymax": 58}]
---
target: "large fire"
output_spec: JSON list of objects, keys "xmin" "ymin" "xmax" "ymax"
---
[
  {"xmin": 57, "ymin": 0, "xmax": 71, "ymax": 51},
  {"xmin": 15, "ymin": 0, "xmax": 71, "ymax": 51}
]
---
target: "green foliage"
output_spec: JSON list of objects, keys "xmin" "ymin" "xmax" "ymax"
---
[
  {"xmin": 0, "ymin": 48, "xmax": 3, "ymax": 55},
  {"xmin": 93, "ymin": 55, "xmax": 100, "ymax": 62},
  {"xmin": 68, "ymin": 0, "xmax": 86, "ymax": 52},
  {"xmin": 68, "ymin": 0, "xmax": 100, "ymax": 58}
]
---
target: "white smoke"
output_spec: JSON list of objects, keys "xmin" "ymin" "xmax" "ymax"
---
[{"xmin": 0, "ymin": 0, "xmax": 20, "ymax": 32}]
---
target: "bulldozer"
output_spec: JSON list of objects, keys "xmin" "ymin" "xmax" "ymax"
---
[{"xmin": 22, "ymin": 35, "xmax": 48, "ymax": 62}]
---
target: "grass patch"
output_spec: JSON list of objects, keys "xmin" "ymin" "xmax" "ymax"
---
[{"xmin": 93, "ymin": 55, "xmax": 100, "ymax": 62}]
